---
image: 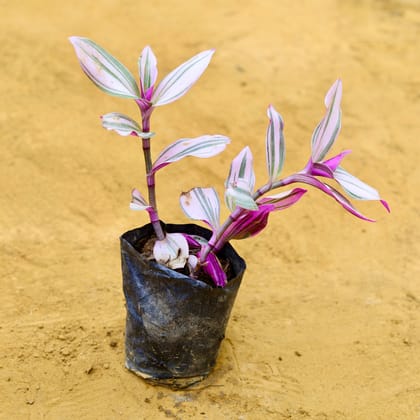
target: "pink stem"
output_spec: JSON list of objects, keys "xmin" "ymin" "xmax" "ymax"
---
[{"xmin": 136, "ymin": 102, "xmax": 165, "ymax": 241}]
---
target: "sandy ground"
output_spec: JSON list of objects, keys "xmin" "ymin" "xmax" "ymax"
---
[{"xmin": 1, "ymin": 0, "xmax": 419, "ymax": 418}]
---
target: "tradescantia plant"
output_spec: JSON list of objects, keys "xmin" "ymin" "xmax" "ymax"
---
[
  {"xmin": 69, "ymin": 36, "xmax": 229, "ymax": 267},
  {"xmin": 70, "ymin": 37, "xmax": 389, "ymax": 288},
  {"xmin": 181, "ymin": 82, "xmax": 390, "ymax": 286}
]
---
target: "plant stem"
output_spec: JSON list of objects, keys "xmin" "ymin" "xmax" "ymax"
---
[
  {"xmin": 141, "ymin": 136, "xmax": 155, "ymax": 208},
  {"xmin": 139, "ymin": 106, "xmax": 165, "ymax": 241}
]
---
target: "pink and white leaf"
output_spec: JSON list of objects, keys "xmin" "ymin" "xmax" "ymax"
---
[
  {"xmin": 225, "ymin": 186, "xmax": 258, "ymax": 212},
  {"xmin": 225, "ymin": 147, "xmax": 256, "ymax": 192},
  {"xmin": 151, "ymin": 135, "xmax": 230, "ymax": 174},
  {"xmin": 333, "ymin": 167, "xmax": 390, "ymax": 211},
  {"xmin": 224, "ymin": 146, "xmax": 257, "ymax": 211},
  {"xmin": 200, "ymin": 251, "xmax": 227, "ymax": 287},
  {"xmin": 138, "ymin": 46, "xmax": 158, "ymax": 99},
  {"xmin": 180, "ymin": 187, "xmax": 220, "ymax": 230},
  {"xmin": 153, "ymin": 233, "xmax": 189, "ymax": 270},
  {"xmin": 310, "ymin": 162, "xmax": 335, "ymax": 178},
  {"xmin": 129, "ymin": 188, "xmax": 151, "ymax": 211},
  {"xmin": 311, "ymin": 79, "xmax": 342, "ymax": 162},
  {"xmin": 323, "ymin": 150, "xmax": 351, "ymax": 172},
  {"xmin": 257, "ymin": 188, "xmax": 307, "ymax": 210},
  {"xmin": 221, "ymin": 189, "xmax": 306, "ymax": 243},
  {"xmin": 151, "ymin": 49, "xmax": 215, "ymax": 106},
  {"xmin": 183, "ymin": 233, "xmax": 208, "ymax": 249},
  {"xmin": 290, "ymin": 173, "xmax": 376, "ymax": 221},
  {"xmin": 220, "ymin": 205, "xmax": 274, "ymax": 242},
  {"xmin": 183, "ymin": 234, "xmax": 225, "ymax": 286},
  {"xmin": 69, "ymin": 37, "xmax": 140, "ymax": 99},
  {"xmin": 266, "ymin": 105, "xmax": 285, "ymax": 182},
  {"xmin": 101, "ymin": 112, "xmax": 153, "ymax": 138}
]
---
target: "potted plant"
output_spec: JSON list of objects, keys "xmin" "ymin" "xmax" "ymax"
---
[{"xmin": 69, "ymin": 37, "xmax": 389, "ymax": 388}]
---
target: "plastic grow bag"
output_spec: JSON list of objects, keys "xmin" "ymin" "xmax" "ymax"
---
[{"xmin": 120, "ymin": 223, "xmax": 246, "ymax": 388}]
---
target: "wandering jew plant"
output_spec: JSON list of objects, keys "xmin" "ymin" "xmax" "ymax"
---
[{"xmin": 70, "ymin": 37, "xmax": 389, "ymax": 288}]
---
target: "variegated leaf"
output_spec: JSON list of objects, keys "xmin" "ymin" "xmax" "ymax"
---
[
  {"xmin": 151, "ymin": 135, "xmax": 230, "ymax": 174},
  {"xmin": 138, "ymin": 46, "xmax": 158, "ymax": 99},
  {"xmin": 153, "ymin": 233, "xmax": 189, "ymax": 269},
  {"xmin": 266, "ymin": 105, "xmax": 285, "ymax": 182},
  {"xmin": 333, "ymin": 167, "xmax": 382, "ymax": 201},
  {"xmin": 183, "ymin": 233, "xmax": 202, "ymax": 248},
  {"xmin": 225, "ymin": 147, "xmax": 256, "ymax": 192},
  {"xmin": 101, "ymin": 112, "xmax": 153, "ymax": 137},
  {"xmin": 221, "ymin": 206, "xmax": 272, "ymax": 241},
  {"xmin": 225, "ymin": 186, "xmax": 258, "ymax": 212},
  {"xmin": 323, "ymin": 150, "xmax": 351, "ymax": 172},
  {"xmin": 221, "ymin": 190, "xmax": 306, "ymax": 243},
  {"xmin": 224, "ymin": 146, "xmax": 257, "ymax": 211},
  {"xmin": 69, "ymin": 37, "xmax": 140, "ymax": 99},
  {"xmin": 129, "ymin": 188, "xmax": 151, "ymax": 211},
  {"xmin": 184, "ymin": 234, "xmax": 209, "ymax": 248},
  {"xmin": 311, "ymin": 79, "xmax": 342, "ymax": 162},
  {"xmin": 200, "ymin": 251, "xmax": 227, "ymax": 287},
  {"xmin": 290, "ymin": 173, "xmax": 375, "ymax": 221},
  {"xmin": 180, "ymin": 187, "xmax": 220, "ymax": 230},
  {"xmin": 151, "ymin": 49, "xmax": 215, "ymax": 106},
  {"xmin": 310, "ymin": 162, "xmax": 335, "ymax": 178}
]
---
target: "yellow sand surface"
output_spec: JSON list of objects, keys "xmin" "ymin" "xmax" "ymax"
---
[{"xmin": 1, "ymin": 1, "xmax": 419, "ymax": 418}]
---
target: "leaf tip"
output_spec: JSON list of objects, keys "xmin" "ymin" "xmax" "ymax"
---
[
  {"xmin": 380, "ymin": 199, "xmax": 391, "ymax": 213},
  {"xmin": 334, "ymin": 78, "xmax": 343, "ymax": 95},
  {"xmin": 68, "ymin": 36, "xmax": 78, "ymax": 45},
  {"xmin": 68, "ymin": 36, "xmax": 87, "ymax": 49},
  {"xmin": 221, "ymin": 135, "xmax": 231, "ymax": 144}
]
